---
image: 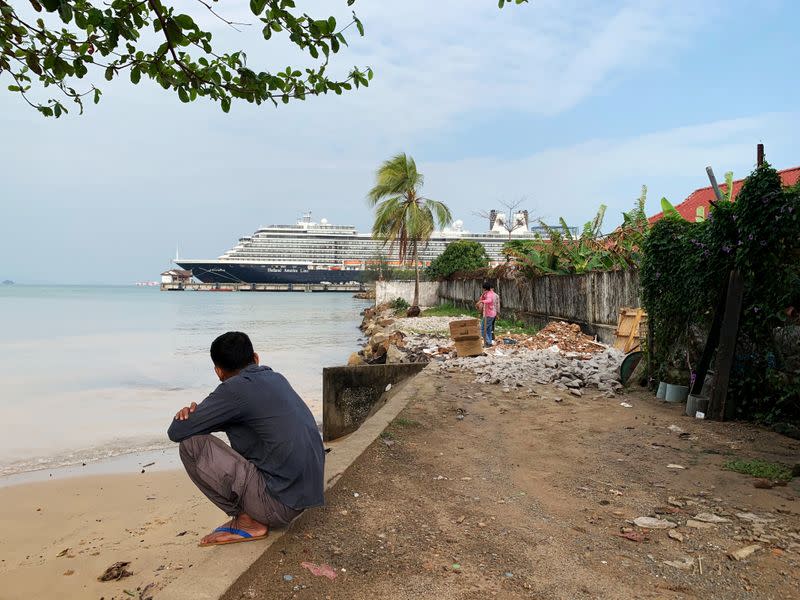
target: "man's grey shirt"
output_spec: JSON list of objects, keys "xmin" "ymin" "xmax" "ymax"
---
[{"xmin": 167, "ymin": 364, "xmax": 324, "ymax": 510}]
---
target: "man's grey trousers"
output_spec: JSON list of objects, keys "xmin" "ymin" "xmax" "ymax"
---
[{"xmin": 179, "ymin": 434, "xmax": 301, "ymax": 527}]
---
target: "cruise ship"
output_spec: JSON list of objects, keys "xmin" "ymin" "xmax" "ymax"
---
[{"xmin": 175, "ymin": 211, "xmax": 539, "ymax": 284}]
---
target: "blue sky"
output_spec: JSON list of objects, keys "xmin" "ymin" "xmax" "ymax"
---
[{"xmin": 2, "ymin": 0, "xmax": 800, "ymax": 284}]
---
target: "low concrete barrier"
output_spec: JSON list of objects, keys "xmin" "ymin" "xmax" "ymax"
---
[
  {"xmin": 322, "ymin": 363, "xmax": 426, "ymax": 441},
  {"xmin": 375, "ymin": 280, "xmax": 440, "ymax": 306}
]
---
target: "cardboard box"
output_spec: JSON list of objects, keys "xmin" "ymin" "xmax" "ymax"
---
[
  {"xmin": 455, "ymin": 338, "xmax": 484, "ymax": 357},
  {"xmin": 449, "ymin": 318, "xmax": 480, "ymax": 337}
]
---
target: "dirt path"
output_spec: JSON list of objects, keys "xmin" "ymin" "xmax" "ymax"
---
[{"xmin": 224, "ymin": 369, "xmax": 800, "ymax": 600}]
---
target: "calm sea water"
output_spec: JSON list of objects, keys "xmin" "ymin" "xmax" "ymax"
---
[{"xmin": 0, "ymin": 286, "xmax": 368, "ymax": 476}]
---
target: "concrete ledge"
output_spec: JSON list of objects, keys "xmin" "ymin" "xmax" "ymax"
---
[
  {"xmin": 322, "ymin": 363, "xmax": 426, "ymax": 441},
  {"xmin": 157, "ymin": 367, "xmax": 431, "ymax": 600}
]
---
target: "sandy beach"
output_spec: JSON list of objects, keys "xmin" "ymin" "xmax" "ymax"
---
[{"xmin": 0, "ymin": 462, "xmax": 221, "ymax": 600}]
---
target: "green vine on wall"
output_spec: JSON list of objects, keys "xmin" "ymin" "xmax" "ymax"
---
[{"xmin": 641, "ymin": 163, "xmax": 800, "ymax": 424}]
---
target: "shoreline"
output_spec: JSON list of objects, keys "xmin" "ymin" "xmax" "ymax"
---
[{"xmin": 0, "ymin": 301, "xmax": 372, "ymax": 598}]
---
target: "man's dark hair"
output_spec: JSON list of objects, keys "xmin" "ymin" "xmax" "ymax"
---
[
  {"xmin": 482, "ymin": 281, "xmax": 491, "ymax": 290},
  {"xmin": 210, "ymin": 331, "xmax": 255, "ymax": 371}
]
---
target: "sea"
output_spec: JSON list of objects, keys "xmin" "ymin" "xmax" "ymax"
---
[{"xmin": 0, "ymin": 285, "xmax": 369, "ymax": 478}]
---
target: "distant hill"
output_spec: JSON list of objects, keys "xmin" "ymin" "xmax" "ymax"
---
[{"xmin": 2, "ymin": 280, "xmax": 14, "ymax": 285}]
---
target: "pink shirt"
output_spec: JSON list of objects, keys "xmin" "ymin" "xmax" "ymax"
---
[{"xmin": 479, "ymin": 290, "xmax": 497, "ymax": 318}]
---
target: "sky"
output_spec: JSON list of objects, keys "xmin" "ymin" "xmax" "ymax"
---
[{"xmin": 2, "ymin": 0, "xmax": 800, "ymax": 284}]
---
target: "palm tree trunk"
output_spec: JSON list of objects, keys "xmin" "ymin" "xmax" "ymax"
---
[{"xmin": 413, "ymin": 241, "xmax": 420, "ymax": 307}]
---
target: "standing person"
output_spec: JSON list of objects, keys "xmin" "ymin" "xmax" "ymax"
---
[
  {"xmin": 476, "ymin": 281, "xmax": 498, "ymax": 347},
  {"xmin": 490, "ymin": 282, "xmax": 500, "ymax": 339},
  {"xmin": 167, "ymin": 331, "xmax": 324, "ymax": 547}
]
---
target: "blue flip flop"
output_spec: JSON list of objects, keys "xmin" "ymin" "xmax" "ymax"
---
[{"xmin": 198, "ymin": 526, "xmax": 269, "ymax": 547}]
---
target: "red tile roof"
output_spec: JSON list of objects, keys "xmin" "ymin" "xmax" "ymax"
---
[{"xmin": 648, "ymin": 166, "xmax": 800, "ymax": 224}]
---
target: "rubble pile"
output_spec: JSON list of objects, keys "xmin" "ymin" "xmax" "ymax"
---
[
  {"xmin": 354, "ymin": 305, "xmax": 625, "ymax": 395},
  {"xmin": 442, "ymin": 346, "xmax": 625, "ymax": 396},
  {"xmin": 505, "ymin": 321, "xmax": 605, "ymax": 354}
]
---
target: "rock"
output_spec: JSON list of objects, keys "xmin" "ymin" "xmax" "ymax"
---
[
  {"xmin": 633, "ymin": 517, "xmax": 677, "ymax": 529},
  {"xmin": 686, "ymin": 519, "xmax": 715, "ymax": 529},
  {"xmin": 729, "ymin": 544, "xmax": 761, "ymax": 561},
  {"xmin": 663, "ymin": 557, "xmax": 694, "ymax": 570},
  {"xmin": 667, "ymin": 497, "xmax": 685, "ymax": 508},
  {"xmin": 565, "ymin": 379, "xmax": 581, "ymax": 389},
  {"xmin": 666, "ymin": 464, "xmax": 686, "ymax": 470},
  {"xmin": 569, "ymin": 389, "xmax": 582, "ymax": 398},
  {"xmin": 754, "ymin": 479, "xmax": 774, "ymax": 489},
  {"xmin": 668, "ymin": 530, "xmax": 684, "ymax": 542},
  {"xmin": 347, "ymin": 352, "xmax": 365, "ymax": 366},
  {"xmin": 735, "ymin": 512, "xmax": 777, "ymax": 523},
  {"xmin": 693, "ymin": 512, "xmax": 731, "ymax": 524}
]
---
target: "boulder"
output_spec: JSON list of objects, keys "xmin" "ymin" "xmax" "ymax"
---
[
  {"xmin": 347, "ymin": 352, "xmax": 365, "ymax": 366},
  {"xmin": 386, "ymin": 344, "xmax": 407, "ymax": 364}
]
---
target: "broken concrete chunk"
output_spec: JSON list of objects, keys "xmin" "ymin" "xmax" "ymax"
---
[
  {"xmin": 663, "ymin": 557, "xmax": 694, "ymax": 570},
  {"xmin": 729, "ymin": 545, "xmax": 761, "ymax": 561},
  {"xmin": 634, "ymin": 517, "xmax": 677, "ymax": 529},
  {"xmin": 686, "ymin": 519, "xmax": 715, "ymax": 529},
  {"xmin": 667, "ymin": 530, "xmax": 684, "ymax": 542},
  {"xmin": 693, "ymin": 512, "xmax": 731, "ymax": 524}
]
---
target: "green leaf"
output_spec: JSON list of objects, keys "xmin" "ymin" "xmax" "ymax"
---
[
  {"xmin": 221, "ymin": 96, "xmax": 231, "ymax": 113},
  {"xmin": 173, "ymin": 14, "xmax": 196, "ymax": 30},
  {"xmin": 40, "ymin": 0, "xmax": 59, "ymax": 12},
  {"xmin": 7, "ymin": 85, "xmax": 22, "ymax": 92},
  {"xmin": 58, "ymin": 1, "xmax": 73, "ymax": 23},
  {"xmin": 104, "ymin": 66, "xmax": 114, "ymax": 81},
  {"xmin": 93, "ymin": 88, "xmax": 101, "ymax": 104},
  {"xmin": 178, "ymin": 87, "xmax": 190, "ymax": 103},
  {"xmin": 249, "ymin": 0, "xmax": 267, "ymax": 16},
  {"xmin": 130, "ymin": 67, "xmax": 141, "ymax": 84}
]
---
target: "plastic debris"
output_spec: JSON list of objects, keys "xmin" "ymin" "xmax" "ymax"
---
[
  {"xmin": 283, "ymin": 574, "xmax": 294, "ymax": 582},
  {"xmin": 619, "ymin": 402, "xmax": 633, "ymax": 408},
  {"xmin": 301, "ymin": 562, "xmax": 338, "ymax": 580},
  {"xmin": 666, "ymin": 464, "xmax": 686, "ymax": 470}
]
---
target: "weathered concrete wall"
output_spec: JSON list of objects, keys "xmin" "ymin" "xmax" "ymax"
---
[
  {"xmin": 376, "ymin": 280, "xmax": 440, "ymax": 306},
  {"xmin": 322, "ymin": 363, "xmax": 426, "ymax": 441},
  {"xmin": 438, "ymin": 270, "xmax": 641, "ymax": 344}
]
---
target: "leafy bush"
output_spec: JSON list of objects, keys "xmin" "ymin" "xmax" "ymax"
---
[
  {"xmin": 641, "ymin": 163, "xmax": 800, "ymax": 424},
  {"xmin": 425, "ymin": 240, "xmax": 489, "ymax": 280},
  {"xmin": 503, "ymin": 191, "xmax": 650, "ymax": 276},
  {"xmin": 390, "ymin": 297, "xmax": 410, "ymax": 312}
]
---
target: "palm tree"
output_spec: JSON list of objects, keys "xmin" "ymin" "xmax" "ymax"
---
[{"xmin": 367, "ymin": 153, "xmax": 452, "ymax": 313}]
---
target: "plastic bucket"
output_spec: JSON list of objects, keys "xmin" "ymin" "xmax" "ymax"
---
[
  {"xmin": 665, "ymin": 384, "xmax": 689, "ymax": 403},
  {"xmin": 656, "ymin": 382, "xmax": 667, "ymax": 399},
  {"xmin": 686, "ymin": 394, "xmax": 709, "ymax": 417}
]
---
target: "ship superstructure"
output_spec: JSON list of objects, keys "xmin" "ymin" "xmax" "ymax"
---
[{"xmin": 176, "ymin": 212, "xmax": 538, "ymax": 284}]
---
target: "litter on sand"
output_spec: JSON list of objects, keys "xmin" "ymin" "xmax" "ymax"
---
[{"xmin": 301, "ymin": 561, "xmax": 338, "ymax": 580}]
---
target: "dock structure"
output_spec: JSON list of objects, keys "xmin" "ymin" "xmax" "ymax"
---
[{"xmin": 160, "ymin": 282, "xmax": 369, "ymax": 293}]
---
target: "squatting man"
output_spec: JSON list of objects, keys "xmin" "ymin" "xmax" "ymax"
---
[{"xmin": 168, "ymin": 331, "xmax": 324, "ymax": 546}]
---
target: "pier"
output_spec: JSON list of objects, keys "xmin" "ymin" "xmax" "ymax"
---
[{"xmin": 160, "ymin": 282, "xmax": 369, "ymax": 293}]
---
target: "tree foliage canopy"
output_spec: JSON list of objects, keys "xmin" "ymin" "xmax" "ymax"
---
[
  {"xmin": 0, "ymin": 0, "xmax": 527, "ymax": 117},
  {"xmin": 425, "ymin": 240, "xmax": 489, "ymax": 280}
]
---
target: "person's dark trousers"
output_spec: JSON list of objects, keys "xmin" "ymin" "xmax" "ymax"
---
[{"xmin": 179, "ymin": 434, "xmax": 302, "ymax": 527}]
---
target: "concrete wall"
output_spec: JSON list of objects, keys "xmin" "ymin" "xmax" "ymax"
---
[
  {"xmin": 322, "ymin": 363, "xmax": 426, "ymax": 441},
  {"xmin": 376, "ymin": 280, "xmax": 440, "ymax": 307}
]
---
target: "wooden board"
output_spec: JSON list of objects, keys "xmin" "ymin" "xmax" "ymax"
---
[{"xmin": 613, "ymin": 308, "xmax": 648, "ymax": 353}]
